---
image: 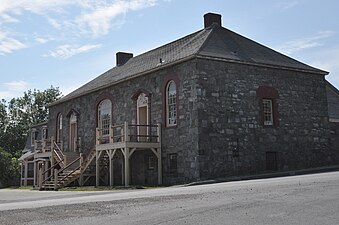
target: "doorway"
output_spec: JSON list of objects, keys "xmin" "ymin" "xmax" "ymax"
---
[
  {"xmin": 137, "ymin": 93, "xmax": 149, "ymax": 142},
  {"xmin": 69, "ymin": 112, "xmax": 77, "ymax": 152}
]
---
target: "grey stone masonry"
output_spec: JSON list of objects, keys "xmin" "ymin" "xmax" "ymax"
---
[
  {"xmin": 48, "ymin": 60, "xmax": 200, "ymax": 185},
  {"xmin": 195, "ymin": 58, "xmax": 336, "ymax": 180}
]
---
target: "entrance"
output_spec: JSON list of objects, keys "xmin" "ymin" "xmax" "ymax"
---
[
  {"xmin": 137, "ymin": 93, "xmax": 149, "ymax": 142},
  {"xmin": 69, "ymin": 112, "xmax": 77, "ymax": 152}
]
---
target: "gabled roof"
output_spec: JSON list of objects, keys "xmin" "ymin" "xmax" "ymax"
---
[{"xmin": 51, "ymin": 24, "xmax": 328, "ymax": 106}]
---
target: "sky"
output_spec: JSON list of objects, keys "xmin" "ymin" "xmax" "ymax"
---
[{"xmin": 1, "ymin": 0, "xmax": 339, "ymax": 101}]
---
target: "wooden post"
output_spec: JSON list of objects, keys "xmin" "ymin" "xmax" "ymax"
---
[
  {"xmin": 34, "ymin": 140, "xmax": 37, "ymax": 153},
  {"xmin": 38, "ymin": 166, "xmax": 42, "ymax": 190},
  {"xmin": 96, "ymin": 151, "xmax": 99, "ymax": 187},
  {"xmin": 33, "ymin": 161, "xmax": 37, "ymax": 187},
  {"xmin": 96, "ymin": 128, "xmax": 100, "ymax": 145},
  {"xmin": 51, "ymin": 137, "xmax": 54, "ymax": 153},
  {"xmin": 124, "ymin": 122, "xmax": 129, "ymax": 142},
  {"xmin": 64, "ymin": 155, "xmax": 67, "ymax": 167},
  {"xmin": 54, "ymin": 169, "xmax": 58, "ymax": 190},
  {"xmin": 158, "ymin": 147, "xmax": 162, "ymax": 185},
  {"xmin": 157, "ymin": 123, "xmax": 161, "ymax": 143},
  {"xmin": 20, "ymin": 163, "xmax": 23, "ymax": 186},
  {"xmin": 42, "ymin": 140, "xmax": 46, "ymax": 153},
  {"xmin": 24, "ymin": 162, "xmax": 28, "ymax": 186},
  {"xmin": 110, "ymin": 125, "xmax": 114, "ymax": 144},
  {"xmin": 50, "ymin": 138, "xmax": 55, "ymax": 171},
  {"xmin": 79, "ymin": 153, "xmax": 83, "ymax": 186},
  {"xmin": 157, "ymin": 124, "xmax": 162, "ymax": 185},
  {"xmin": 124, "ymin": 148, "xmax": 130, "ymax": 186},
  {"xmin": 109, "ymin": 149, "xmax": 113, "ymax": 187}
]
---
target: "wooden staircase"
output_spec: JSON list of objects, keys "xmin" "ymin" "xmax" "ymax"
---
[{"xmin": 40, "ymin": 147, "xmax": 96, "ymax": 191}]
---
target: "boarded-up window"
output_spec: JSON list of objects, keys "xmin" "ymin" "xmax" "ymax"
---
[
  {"xmin": 168, "ymin": 153, "xmax": 177, "ymax": 174},
  {"xmin": 266, "ymin": 151, "xmax": 278, "ymax": 171}
]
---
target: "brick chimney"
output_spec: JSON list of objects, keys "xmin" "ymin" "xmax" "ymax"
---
[
  {"xmin": 204, "ymin": 12, "xmax": 222, "ymax": 28},
  {"xmin": 116, "ymin": 52, "xmax": 133, "ymax": 66}
]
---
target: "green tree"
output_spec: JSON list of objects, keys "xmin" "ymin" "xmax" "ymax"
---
[
  {"xmin": 0, "ymin": 86, "xmax": 62, "ymax": 186},
  {"xmin": 0, "ymin": 147, "xmax": 20, "ymax": 187},
  {"xmin": 3, "ymin": 86, "xmax": 62, "ymax": 153}
]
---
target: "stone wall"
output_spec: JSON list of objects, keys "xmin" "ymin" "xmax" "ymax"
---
[
  {"xmin": 48, "ymin": 60, "xmax": 200, "ymax": 185},
  {"xmin": 195, "ymin": 58, "xmax": 336, "ymax": 180},
  {"xmin": 47, "ymin": 56, "xmax": 338, "ymax": 185}
]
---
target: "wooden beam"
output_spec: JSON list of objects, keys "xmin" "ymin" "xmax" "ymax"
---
[
  {"xmin": 109, "ymin": 149, "xmax": 113, "ymax": 187},
  {"xmin": 33, "ymin": 161, "xmax": 37, "ymax": 187},
  {"xmin": 158, "ymin": 147, "xmax": 162, "ymax": 185},
  {"xmin": 24, "ymin": 162, "xmax": 28, "ymax": 186},
  {"xmin": 95, "ymin": 150, "xmax": 102, "ymax": 187},
  {"xmin": 124, "ymin": 148, "xmax": 130, "ymax": 186}
]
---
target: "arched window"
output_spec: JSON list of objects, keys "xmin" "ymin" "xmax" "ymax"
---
[
  {"xmin": 56, "ymin": 113, "xmax": 63, "ymax": 144},
  {"xmin": 98, "ymin": 99, "xmax": 112, "ymax": 140},
  {"xmin": 166, "ymin": 80, "xmax": 177, "ymax": 126}
]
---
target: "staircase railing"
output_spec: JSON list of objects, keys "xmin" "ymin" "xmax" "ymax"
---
[
  {"xmin": 53, "ymin": 141, "xmax": 65, "ymax": 166},
  {"xmin": 56, "ymin": 155, "xmax": 82, "ymax": 186},
  {"xmin": 81, "ymin": 147, "xmax": 96, "ymax": 173},
  {"xmin": 41, "ymin": 161, "xmax": 60, "ymax": 184}
]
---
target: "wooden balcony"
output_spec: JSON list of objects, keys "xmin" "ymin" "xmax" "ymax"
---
[
  {"xmin": 95, "ymin": 122, "xmax": 161, "ymax": 151},
  {"xmin": 95, "ymin": 122, "xmax": 162, "ymax": 186}
]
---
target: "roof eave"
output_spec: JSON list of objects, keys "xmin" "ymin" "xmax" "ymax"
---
[
  {"xmin": 196, "ymin": 55, "xmax": 329, "ymax": 76},
  {"xmin": 48, "ymin": 55, "xmax": 197, "ymax": 107}
]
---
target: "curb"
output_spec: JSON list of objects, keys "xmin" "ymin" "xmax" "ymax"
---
[{"xmin": 185, "ymin": 165, "xmax": 339, "ymax": 186}]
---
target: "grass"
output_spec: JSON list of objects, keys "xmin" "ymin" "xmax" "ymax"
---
[
  {"xmin": 3, "ymin": 186, "xmax": 33, "ymax": 190},
  {"xmin": 59, "ymin": 185, "xmax": 162, "ymax": 191},
  {"xmin": 2, "ymin": 185, "xmax": 162, "ymax": 192}
]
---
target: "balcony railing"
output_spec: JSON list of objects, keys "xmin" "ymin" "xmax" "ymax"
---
[
  {"xmin": 96, "ymin": 122, "xmax": 161, "ymax": 145},
  {"xmin": 34, "ymin": 139, "xmax": 52, "ymax": 153}
]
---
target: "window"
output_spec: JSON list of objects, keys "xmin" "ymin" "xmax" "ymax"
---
[
  {"xmin": 98, "ymin": 99, "xmax": 112, "ymax": 141},
  {"xmin": 27, "ymin": 163, "xmax": 34, "ymax": 178},
  {"xmin": 42, "ymin": 126, "xmax": 48, "ymax": 140},
  {"xmin": 256, "ymin": 86, "xmax": 279, "ymax": 127},
  {"xmin": 56, "ymin": 113, "xmax": 63, "ymax": 143},
  {"xmin": 166, "ymin": 81, "xmax": 177, "ymax": 126},
  {"xmin": 168, "ymin": 153, "xmax": 177, "ymax": 174},
  {"xmin": 31, "ymin": 129, "xmax": 38, "ymax": 146},
  {"xmin": 263, "ymin": 99, "xmax": 273, "ymax": 126},
  {"xmin": 147, "ymin": 156, "xmax": 155, "ymax": 170}
]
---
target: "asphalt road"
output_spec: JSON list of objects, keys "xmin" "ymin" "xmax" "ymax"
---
[{"xmin": 1, "ymin": 171, "xmax": 339, "ymax": 225}]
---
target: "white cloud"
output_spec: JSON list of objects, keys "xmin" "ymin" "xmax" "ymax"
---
[
  {"xmin": 276, "ymin": 1, "xmax": 299, "ymax": 10},
  {"xmin": 4, "ymin": 80, "xmax": 29, "ymax": 91},
  {"xmin": 44, "ymin": 44, "xmax": 102, "ymax": 59},
  {"xmin": 75, "ymin": 0, "xmax": 157, "ymax": 37},
  {"xmin": 0, "ymin": 0, "xmax": 79, "ymax": 15},
  {"xmin": 0, "ymin": 13, "xmax": 19, "ymax": 25},
  {"xmin": 0, "ymin": 80, "xmax": 30, "ymax": 100},
  {"xmin": 0, "ymin": 0, "xmax": 158, "ymax": 36},
  {"xmin": 0, "ymin": 0, "xmax": 160, "ymax": 55},
  {"xmin": 275, "ymin": 31, "xmax": 335, "ymax": 55},
  {"xmin": 34, "ymin": 35, "xmax": 55, "ymax": 44},
  {"xmin": 0, "ymin": 31, "xmax": 26, "ymax": 55}
]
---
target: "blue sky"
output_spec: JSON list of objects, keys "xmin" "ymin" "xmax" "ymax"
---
[{"xmin": 1, "ymin": 0, "xmax": 339, "ymax": 101}]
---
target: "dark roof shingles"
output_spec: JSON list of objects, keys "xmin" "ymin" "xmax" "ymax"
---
[{"xmin": 53, "ymin": 25, "xmax": 327, "ymax": 105}]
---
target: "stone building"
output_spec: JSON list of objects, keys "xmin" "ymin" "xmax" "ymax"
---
[{"xmin": 20, "ymin": 13, "xmax": 338, "ymax": 190}]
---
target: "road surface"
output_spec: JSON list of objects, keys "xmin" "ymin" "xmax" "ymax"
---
[{"xmin": 1, "ymin": 171, "xmax": 339, "ymax": 225}]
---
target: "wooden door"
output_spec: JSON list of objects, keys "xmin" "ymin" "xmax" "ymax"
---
[
  {"xmin": 70, "ymin": 122, "xmax": 77, "ymax": 152},
  {"xmin": 138, "ymin": 106, "xmax": 148, "ymax": 142}
]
